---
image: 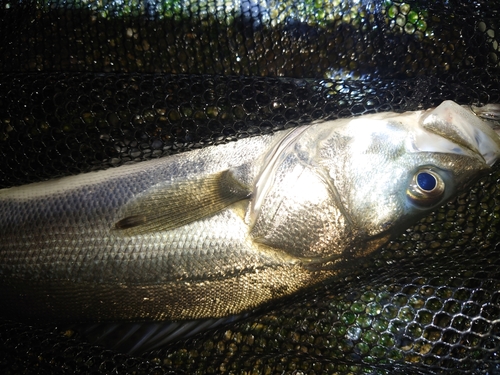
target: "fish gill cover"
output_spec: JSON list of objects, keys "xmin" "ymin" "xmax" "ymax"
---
[{"xmin": 0, "ymin": 0, "xmax": 499, "ymax": 374}]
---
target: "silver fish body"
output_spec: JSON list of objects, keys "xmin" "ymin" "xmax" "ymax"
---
[{"xmin": 0, "ymin": 100, "xmax": 499, "ymax": 323}]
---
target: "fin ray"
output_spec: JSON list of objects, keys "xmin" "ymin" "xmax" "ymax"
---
[
  {"xmin": 75, "ymin": 314, "xmax": 248, "ymax": 354},
  {"xmin": 114, "ymin": 170, "xmax": 250, "ymax": 235}
]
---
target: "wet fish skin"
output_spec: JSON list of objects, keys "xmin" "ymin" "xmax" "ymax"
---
[{"xmin": 0, "ymin": 101, "xmax": 498, "ymax": 323}]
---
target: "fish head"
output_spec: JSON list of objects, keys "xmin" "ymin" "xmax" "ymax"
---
[
  {"xmin": 249, "ymin": 101, "xmax": 500, "ymax": 263},
  {"xmin": 319, "ymin": 100, "xmax": 500, "ymax": 258}
]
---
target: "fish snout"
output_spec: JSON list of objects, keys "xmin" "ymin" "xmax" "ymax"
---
[{"xmin": 421, "ymin": 100, "xmax": 500, "ymax": 166}]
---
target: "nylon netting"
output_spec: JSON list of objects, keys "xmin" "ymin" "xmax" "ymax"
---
[{"xmin": 0, "ymin": 1, "xmax": 499, "ymax": 374}]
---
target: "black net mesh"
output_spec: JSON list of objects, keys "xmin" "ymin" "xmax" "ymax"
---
[
  {"xmin": 1, "ymin": 0, "xmax": 500, "ymax": 188},
  {"xmin": 0, "ymin": 0, "xmax": 499, "ymax": 374}
]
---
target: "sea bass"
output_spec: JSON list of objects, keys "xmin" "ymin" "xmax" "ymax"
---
[{"xmin": 0, "ymin": 100, "xmax": 499, "ymax": 324}]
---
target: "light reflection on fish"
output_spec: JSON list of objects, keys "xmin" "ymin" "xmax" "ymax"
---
[{"xmin": 0, "ymin": 101, "xmax": 499, "ymax": 351}]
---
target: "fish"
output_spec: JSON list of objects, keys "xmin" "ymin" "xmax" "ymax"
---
[
  {"xmin": 2, "ymin": 160, "xmax": 499, "ymax": 368},
  {"xmin": 0, "ymin": 100, "xmax": 499, "ymax": 335}
]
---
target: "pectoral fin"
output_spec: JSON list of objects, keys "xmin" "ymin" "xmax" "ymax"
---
[{"xmin": 114, "ymin": 170, "xmax": 250, "ymax": 235}]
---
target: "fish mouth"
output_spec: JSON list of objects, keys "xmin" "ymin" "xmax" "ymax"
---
[{"xmin": 415, "ymin": 101, "xmax": 500, "ymax": 166}]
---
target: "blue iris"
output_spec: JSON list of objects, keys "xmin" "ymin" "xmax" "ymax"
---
[{"xmin": 417, "ymin": 172, "xmax": 437, "ymax": 191}]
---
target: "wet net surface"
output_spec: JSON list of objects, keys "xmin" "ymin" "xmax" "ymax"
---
[
  {"xmin": 1, "ymin": 0, "xmax": 500, "ymax": 188},
  {"xmin": 0, "ymin": 1, "xmax": 500, "ymax": 374}
]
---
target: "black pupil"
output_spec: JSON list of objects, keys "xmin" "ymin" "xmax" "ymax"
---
[{"xmin": 417, "ymin": 172, "xmax": 437, "ymax": 191}]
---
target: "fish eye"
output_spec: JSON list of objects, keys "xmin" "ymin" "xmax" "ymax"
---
[
  {"xmin": 407, "ymin": 168, "xmax": 445, "ymax": 206},
  {"xmin": 417, "ymin": 172, "xmax": 437, "ymax": 191}
]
